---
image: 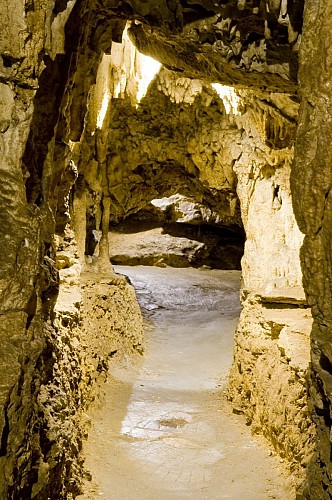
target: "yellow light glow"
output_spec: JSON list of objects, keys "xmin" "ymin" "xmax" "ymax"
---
[
  {"xmin": 136, "ymin": 54, "xmax": 162, "ymax": 104},
  {"xmin": 211, "ymin": 84, "xmax": 241, "ymax": 115},
  {"xmin": 96, "ymin": 90, "xmax": 110, "ymax": 129}
]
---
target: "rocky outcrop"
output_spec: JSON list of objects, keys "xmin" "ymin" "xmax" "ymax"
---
[
  {"xmin": 151, "ymin": 193, "xmax": 232, "ymax": 226},
  {"xmin": 81, "ymin": 268, "xmax": 144, "ymax": 361},
  {"xmin": 106, "ymin": 223, "xmax": 243, "ymax": 269}
]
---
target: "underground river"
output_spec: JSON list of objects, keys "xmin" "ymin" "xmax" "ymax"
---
[{"xmin": 79, "ymin": 266, "xmax": 293, "ymax": 499}]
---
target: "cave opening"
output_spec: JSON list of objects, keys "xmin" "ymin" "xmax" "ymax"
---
[
  {"xmin": 93, "ymin": 190, "xmax": 246, "ymax": 269},
  {"xmin": 81, "ymin": 27, "xmax": 246, "ymax": 272}
]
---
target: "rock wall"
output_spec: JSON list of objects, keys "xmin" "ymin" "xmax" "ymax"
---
[
  {"xmin": 0, "ymin": 0, "xmax": 144, "ymax": 497},
  {"xmin": 291, "ymin": 0, "xmax": 332, "ymax": 496},
  {"xmin": 0, "ymin": 0, "xmax": 77, "ymax": 494},
  {"xmin": 45, "ymin": 229, "xmax": 144, "ymax": 498},
  {"xmin": 227, "ymin": 90, "xmax": 316, "ymax": 484}
]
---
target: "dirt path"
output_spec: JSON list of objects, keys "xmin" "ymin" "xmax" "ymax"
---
[{"xmin": 79, "ymin": 266, "xmax": 294, "ymax": 499}]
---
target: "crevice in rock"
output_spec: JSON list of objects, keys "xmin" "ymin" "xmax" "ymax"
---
[
  {"xmin": 319, "ymin": 353, "xmax": 332, "ymax": 377},
  {"xmin": 22, "ymin": 55, "xmax": 67, "ymax": 205},
  {"xmin": 0, "ymin": 397, "xmax": 10, "ymax": 458}
]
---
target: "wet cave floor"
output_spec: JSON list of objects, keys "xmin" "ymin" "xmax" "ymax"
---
[{"xmin": 79, "ymin": 266, "xmax": 294, "ymax": 499}]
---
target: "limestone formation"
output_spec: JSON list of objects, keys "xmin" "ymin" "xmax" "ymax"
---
[
  {"xmin": 228, "ymin": 83, "xmax": 316, "ymax": 485},
  {"xmin": 291, "ymin": 0, "xmax": 332, "ymax": 496},
  {"xmin": 106, "ymin": 224, "xmax": 243, "ymax": 269},
  {"xmin": 1, "ymin": 0, "xmax": 332, "ymax": 498}
]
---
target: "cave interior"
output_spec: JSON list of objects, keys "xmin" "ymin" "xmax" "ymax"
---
[{"xmin": 1, "ymin": 0, "xmax": 332, "ymax": 498}]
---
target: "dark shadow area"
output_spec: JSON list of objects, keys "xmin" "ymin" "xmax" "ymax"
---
[
  {"xmin": 22, "ymin": 54, "xmax": 67, "ymax": 206},
  {"xmin": 107, "ymin": 219, "xmax": 244, "ymax": 270}
]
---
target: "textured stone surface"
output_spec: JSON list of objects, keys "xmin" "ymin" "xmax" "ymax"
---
[
  {"xmin": 125, "ymin": 0, "xmax": 303, "ymax": 93},
  {"xmin": 0, "ymin": 0, "xmax": 142, "ymax": 496},
  {"xmin": 1, "ymin": 0, "xmax": 331, "ymax": 497},
  {"xmin": 79, "ymin": 36, "xmax": 299, "ymax": 236},
  {"xmin": 0, "ymin": 0, "xmax": 65, "ymax": 495},
  {"xmin": 80, "ymin": 70, "xmax": 243, "ymax": 230},
  {"xmin": 33, "ymin": 231, "xmax": 144, "ymax": 498},
  {"xmin": 228, "ymin": 302, "xmax": 315, "ymax": 476},
  {"xmin": 106, "ymin": 224, "xmax": 243, "ymax": 269},
  {"xmin": 290, "ymin": 0, "xmax": 332, "ymax": 496},
  {"xmin": 227, "ymin": 82, "xmax": 316, "ymax": 485},
  {"xmin": 81, "ymin": 267, "xmax": 144, "ymax": 361}
]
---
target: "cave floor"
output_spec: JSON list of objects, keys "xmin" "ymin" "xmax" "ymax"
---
[{"xmin": 79, "ymin": 266, "xmax": 294, "ymax": 499}]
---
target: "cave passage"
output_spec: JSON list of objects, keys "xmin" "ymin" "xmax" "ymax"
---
[
  {"xmin": 1, "ymin": 0, "xmax": 330, "ymax": 496},
  {"xmin": 79, "ymin": 266, "xmax": 293, "ymax": 499}
]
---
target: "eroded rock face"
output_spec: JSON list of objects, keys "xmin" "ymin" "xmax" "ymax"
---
[
  {"xmin": 0, "ymin": 0, "xmax": 142, "ymax": 496},
  {"xmin": 1, "ymin": 0, "xmax": 330, "ymax": 497},
  {"xmin": 45, "ymin": 230, "xmax": 144, "ymax": 498},
  {"xmin": 0, "ymin": 1, "xmax": 70, "ymax": 495},
  {"xmin": 123, "ymin": 0, "xmax": 303, "ymax": 92},
  {"xmin": 290, "ymin": 0, "xmax": 332, "ymax": 496},
  {"xmin": 229, "ymin": 304, "xmax": 315, "ymax": 469},
  {"xmin": 78, "ymin": 36, "xmax": 298, "ymax": 231},
  {"xmin": 226, "ymin": 79, "xmax": 316, "ymax": 484}
]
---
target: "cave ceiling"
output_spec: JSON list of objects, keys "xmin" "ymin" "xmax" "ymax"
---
[
  {"xmin": 94, "ymin": 0, "xmax": 303, "ymax": 93},
  {"xmin": 46, "ymin": 0, "xmax": 304, "ymax": 232},
  {"xmin": 65, "ymin": 0, "xmax": 303, "ymax": 232}
]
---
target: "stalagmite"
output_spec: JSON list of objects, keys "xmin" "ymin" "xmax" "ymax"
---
[
  {"xmin": 98, "ymin": 195, "xmax": 112, "ymax": 269},
  {"xmin": 73, "ymin": 185, "xmax": 87, "ymax": 264}
]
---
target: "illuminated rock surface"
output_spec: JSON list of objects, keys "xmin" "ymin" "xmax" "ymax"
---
[{"xmin": 0, "ymin": 0, "xmax": 331, "ymax": 498}]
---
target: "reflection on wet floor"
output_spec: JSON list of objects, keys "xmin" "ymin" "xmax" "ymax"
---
[{"xmin": 80, "ymin": 266, "xmax": 293, "ymax": 500}]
